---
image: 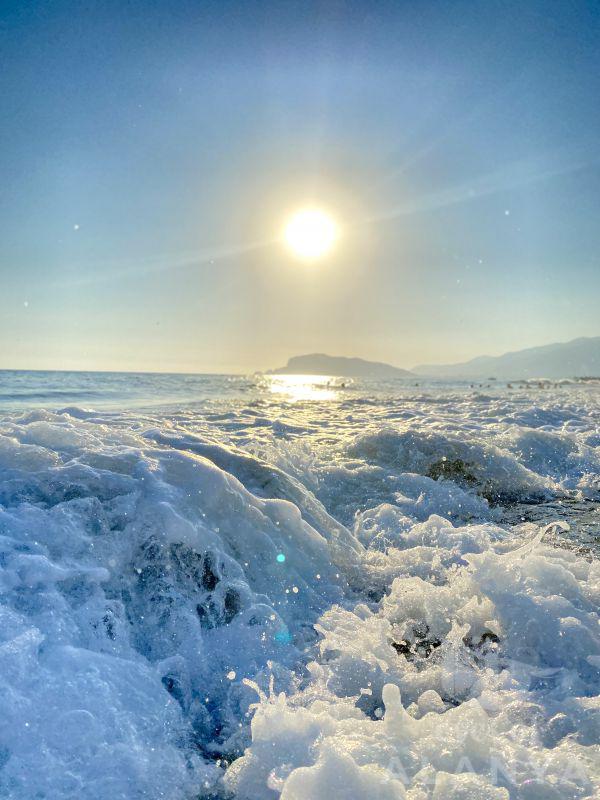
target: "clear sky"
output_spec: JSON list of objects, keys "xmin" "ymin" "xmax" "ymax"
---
[{"xmin": 1, "ymin": 0, "xmax": 599, "ymax": 373}]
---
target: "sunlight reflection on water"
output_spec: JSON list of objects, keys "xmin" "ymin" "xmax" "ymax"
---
[{"xmin": 264, "ymin": 374, "xmax": 349, "ymax": 401}]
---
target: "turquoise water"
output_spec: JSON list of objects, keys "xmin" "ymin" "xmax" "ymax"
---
[
  {"xmin": 0, "ymin": 368, "xmax": 541, "ymax": 410},
  {"xmin": 0, "ymin": 370, "xmax": 251, "ymax": 409}
]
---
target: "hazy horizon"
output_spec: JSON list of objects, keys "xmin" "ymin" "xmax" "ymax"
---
[{"xmin": 0, "ymin": 331, "xmax": 598, "ymax": 377}]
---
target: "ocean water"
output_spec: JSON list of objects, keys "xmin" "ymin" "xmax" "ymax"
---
[{"xmin": 0, "ymin": 370, "xmax": 599, "ymax": 799}]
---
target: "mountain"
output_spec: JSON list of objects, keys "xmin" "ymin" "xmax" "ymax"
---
[
  {"xmin": 413, "ymin": 336, "xmax": 600, "ymax": 379},
  {"xmin": 271, "ymin": 353, "xmax": 414, "ymax": 378}
]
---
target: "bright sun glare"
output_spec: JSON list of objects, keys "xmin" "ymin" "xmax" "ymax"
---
[{"xmin": 283, "ymin": 208, "xmax": 338, "ymax": 260}]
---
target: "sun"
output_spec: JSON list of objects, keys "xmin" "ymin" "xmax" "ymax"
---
[{"xmin": 283, "ymin": 208, "xmax": 338, "ymax": 260}]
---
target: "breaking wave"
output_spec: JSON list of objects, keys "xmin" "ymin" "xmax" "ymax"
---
[{"xmin": 0, "ymin": 382, "xmax": 598, "ymax": 799}]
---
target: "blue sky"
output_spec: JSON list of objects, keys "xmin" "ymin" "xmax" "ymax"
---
[{"xmin": 1, "ymin": 0, "xmax": 599, "ymax": 372}]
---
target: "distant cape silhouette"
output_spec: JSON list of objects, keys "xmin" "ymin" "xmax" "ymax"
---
[
  {"xmin": 270, "ymin": 353, "xmax": 414, "ymax": 378},
  {"xmin": 413, "ymin": 336, "xmax": 600, "ymax": 379}
]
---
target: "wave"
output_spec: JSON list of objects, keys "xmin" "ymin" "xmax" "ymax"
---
[
  {"xmin": 0, "ymin": 406, "xmax": 598, "ymax": 798},
  {"xmin": 0, "ymin": 389, "xmax": 106, "ymax": 401},
  {"xmin": 346, "ymin": 426, "xmax": 556, "ymax": 503}
]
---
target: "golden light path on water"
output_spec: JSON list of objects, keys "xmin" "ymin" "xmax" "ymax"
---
[{"xmin": 264, "ymin": 374, "xmax": 347, "ymax": 401}]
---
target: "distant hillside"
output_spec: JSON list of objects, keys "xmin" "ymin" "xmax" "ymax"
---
[
  {"xmin": 414, "ymin": 336, "xmax": 600, "ymax": 379},
  {"xmin": 271, "ymin": 354, "xmax": 414, "ymax": 378}
]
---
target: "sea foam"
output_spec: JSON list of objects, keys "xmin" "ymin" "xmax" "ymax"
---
[{"xmin": 0, "ymin": 380, "xmax": 598, "ymax": 799}]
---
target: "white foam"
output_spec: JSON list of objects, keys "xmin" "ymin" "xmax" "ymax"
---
[{"xmin": 0, "ymin": 381, "xmax": 598, "ymax": 798}]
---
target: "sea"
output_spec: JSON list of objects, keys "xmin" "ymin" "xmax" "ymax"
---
[{"xmin": 0, "ymin": 369, "xmax": 598, "ymax": 799}]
